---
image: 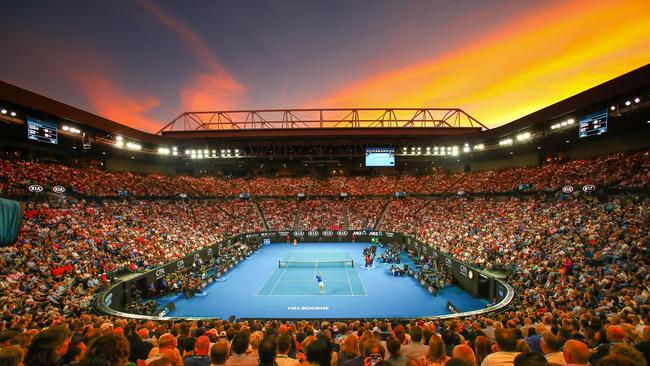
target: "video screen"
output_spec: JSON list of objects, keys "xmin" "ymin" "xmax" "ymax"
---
[
  {"xmin": 579, "ymin": 109, "xmax": 608, "ymax": 138},
  {"xmin": 365, "ymin": 148, "xmax": 395, "ymax": 167},
  {"xmin": 27, "ymin": 117, "xmax": 58, "ymax": 144}
]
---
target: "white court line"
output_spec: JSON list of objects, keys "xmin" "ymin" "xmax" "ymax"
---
[
  {"xmin": 344, "ymin": 263, "xmax": 354, "ymax": 295},
  {"xmin": 351, "ymin": 255, "xmax": 368, "ymax": 296},
  {"xmin": 340, "ymin": 251, "xmax": 355, "ymax": 296},
  {"xmin": 254, "ymin": 252, "xmax": 294, "ymax": 296}
]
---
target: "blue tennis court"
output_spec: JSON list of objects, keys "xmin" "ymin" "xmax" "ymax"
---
[
  {"xmin": 256, "ymin": 252, "xmax": 366, "ymax": 296},
  {"xmin": 163, "ymin": 242, "xmax": 488, "ymax": 319}
]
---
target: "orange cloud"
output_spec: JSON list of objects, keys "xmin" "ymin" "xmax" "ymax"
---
[
  {"xmin": 138, "ymin": 0, "xmax": 245, "ymax": 111},
  {"xmin": 311, "ymin": 0, "xmax": 650, "ymax": 127},
  {"xmin": 69, "ymin": 72, "xmax": 163, "ymax": 133}
]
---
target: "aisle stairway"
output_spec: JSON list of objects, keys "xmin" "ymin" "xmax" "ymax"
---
[
  {"xmin": 373, "ymin": 198, "xmax": 393, "ymax": 230},
  {"xmin": 252, "ymin": 200, "xmax": 269, "ymax": 231}
]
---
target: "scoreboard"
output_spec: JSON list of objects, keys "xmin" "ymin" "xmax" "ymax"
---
[
  {"xmin": 579, "ymin": 109, "xmax": 608, "ymax": 138},
  {"xmin": 27, "ymin": 117, "xmax": 58, "ymax": 144},
  {"xmin": 365, "ymin": 147, "xmax": 395, "ymax": 167}
]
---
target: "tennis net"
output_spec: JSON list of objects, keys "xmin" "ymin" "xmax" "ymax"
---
[{"xmin": 278, "ymin": 259, "xmax": 354, "ymax": 268}]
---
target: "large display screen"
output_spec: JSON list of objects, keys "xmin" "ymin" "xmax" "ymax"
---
[
  {"xmin": 365, "ymin": 148, "xmax": 395, "ymax": 167},
  {"xmin": 579, "ymin": 109, "xmax": 608, "ymax": 138},
  {"xmin": 27, "ymin": 117, "xmax": 58, "ymax": 144}
]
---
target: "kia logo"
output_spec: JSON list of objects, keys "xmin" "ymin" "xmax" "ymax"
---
[
  {"xmin": 293, "ymin": 231, "xmax": 304, "ymax": 237},
  {"xmin": 179, "ymin": 193, "xmax": 188, "ymax": 198},
  {"xmin": 52, "ymin": 186, "xmax": 66, "ymax": 194},
  {"xmin": 28, "ymin": 185, "xmax": 43, "ymax": 193},
  {"xmin": 582, "ymin": 184, "xmax": 596, "ymax": 192},
  {"xmin": 562, "ymin": 185, "xmax": 574, "ymax": 193},
  {"xmin": 307, "ymin": 231, "xmax": 319, "ymax": 237},
  {"xmin": 337, "ymin": 230, "xmax": 348, "ymax": 236},
  {"xmin": 322, "ymin": 230, "xmax": 333, "ymax": 237}
]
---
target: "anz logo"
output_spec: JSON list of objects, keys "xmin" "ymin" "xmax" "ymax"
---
[
  {"xmin": 445, "ymin": 257, "xmax": 452, "ymax": 267},
  {"xmin": 155, "ymin": 268, "xmax": 166, "ymax": 278},
  {"xmin": 176, "ymin": 260, "xmax": 185, "ymax": 268}
]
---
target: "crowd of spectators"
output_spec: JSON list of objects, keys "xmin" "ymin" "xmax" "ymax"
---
[
  {"xmin": 297, "ymin": 200, "xmax": 345, "ymax": 230},
  {"xmin": 346, "ymin": 198, "xmax": 386, "ymax": 230},
  {"xmin": 0, "ymin": 149, "xmax": 649, "ymax": 366},
  {"xmin": 2, "ymin": 150, "xmax": 646, "ymax": 199},
  {"xmin": 0, "ymin": 199, "xmax": 262, "ymax": 318},
  {"xmin": 259, "ymin": 200, "xmax": 298, "ymax": 230},
  {"xmin": 0, "ymin": 314, "xmax": 648, "ymax": 366}
]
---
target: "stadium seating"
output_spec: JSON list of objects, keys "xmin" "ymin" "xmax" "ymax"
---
[{"xmin": 0, "ymin": 149, "xmax": 648, "ymax": 366}]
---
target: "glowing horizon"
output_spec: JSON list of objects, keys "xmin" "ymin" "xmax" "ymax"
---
[{"xmin": 0, "ymin": 0, "xmax": 649, "ymax": 132}]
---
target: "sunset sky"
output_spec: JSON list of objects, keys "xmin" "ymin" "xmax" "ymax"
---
[{"xmin": 1, "ymin": 0, "xmax": 649, "ymax": 133}]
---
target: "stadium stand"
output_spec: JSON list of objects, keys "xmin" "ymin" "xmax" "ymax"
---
[{"xmin": 0, "ymin": 149, "xmax": 648, "ymax": 365}]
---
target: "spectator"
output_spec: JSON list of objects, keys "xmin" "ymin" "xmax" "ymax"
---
[
  {"xmin": 384, "ymin": 337, "xmax": 406, "ymax": 366},
  {"xmin": 184, "ymin": 336, "xmax": 211, "ymax": 366},
  {"xmin": 512, "ymin": 353, "xmax": 548, "ymax": 366},
  {"xmin": 209, "ymin": 341, "xmax": 230, "ymax": 366},
  {"xmin": 450, "ymin": 345, "xmax": 475, "ymax": 366},
  {"xmin": 258, "ymin": 335, "xmax": 278, "ymax": 366},
  {"xmin": 306, "ymin": 339, "xmax": 333, "ymax": 366},
  {"xmin": 401, "ymin": 327, "xmax": 427, "ymax": 360},
  {"xmin": 591, "ymin": 326, "xmax": 626, "ymax": 365},
  {"xmin": 420, "ymin": 335, "xmax": 449, "ymax": 366},
  {"xmin": 131, "ymin": 328, "xmax": 155, "ymax": 363},
  {"xmin": 608, "ymin": 344, "xmax": 647, "ymax": 366},
  {"xmin": 562, "ymin": 340, "xmax": 589, "ymax": 366},
  {"xmin": 226, "ymin": 330, "xmax": 257, "ymax": 366},
  {"xmin": 147, "ymin": 333, "xmax": 184, "ymax": 366},
  {"xmin": 24, "ymin": 325, "xmax": 71, "ymax": 366},
  {"xmin": 76, "ymin": 334, "xmax": 131, "ymax": 366},
  {"xmin": 61, "ymin": 336, "xmax": 86, "ymax": 365},
  {"xmin": 277, "ymin": 333, "xmax": 299, "ymax": 366},
  {"xmin": 540, "ymin": 332, "xmax": 564, "ymax": 365},
  {"xmin": 0, "ymin": 345, "xmax": 25, "ymax": 366},
  {"xmin": 474, "ymin": 336, "xmax": 492, "ymax": 366},
  {"xmin": 480, "ymin": 329, "xmax": 519, "ymax": 366}
]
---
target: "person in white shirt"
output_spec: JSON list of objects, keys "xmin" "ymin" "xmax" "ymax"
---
[
  {"xmin": 541, "ymin": 332, "xmax": 565, "ymax": 365},
  {"xmin": 480, "ymin": 329, "xmax": 520, "ymax": 366},
  {"xmin": 401, "ymin": 326, "xmax": 428, "ymax": 360}
]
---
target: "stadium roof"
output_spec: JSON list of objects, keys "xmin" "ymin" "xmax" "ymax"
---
[{"xmin": 0, "ymin": 64, "xmax": 649, "ymax": 145}]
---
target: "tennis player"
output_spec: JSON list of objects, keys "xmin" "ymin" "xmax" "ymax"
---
[{"xmin": 316, "ymin": 272, "xmax": 325, "ymax": 294}]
